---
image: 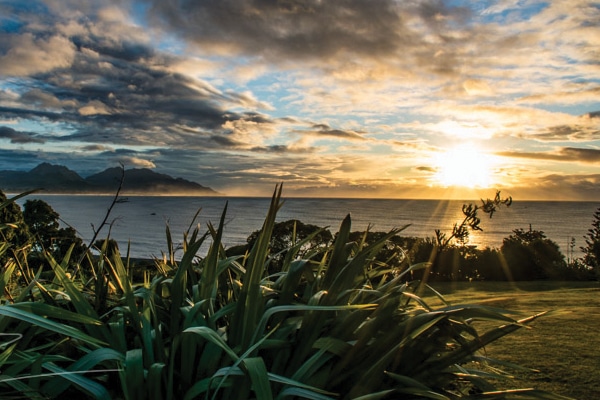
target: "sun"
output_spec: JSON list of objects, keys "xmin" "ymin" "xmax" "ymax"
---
[{"xmin": 432, "ymin": 144, "xmax": 495, "ymax": 188}]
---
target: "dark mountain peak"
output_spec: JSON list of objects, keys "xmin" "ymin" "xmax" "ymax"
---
[
  {"xmin": 86, "ymin": 166, "xmax": 218, "ymax": 194},
  {"xmin": 30, "ymin": 162, "xmax": 54, "ymax": 172},
  {"xmin": 1, "ymin": 163, "xmax": 219, "ymax": 195},
  {"xmin": 30, "ymin": 163, "xmax": 83, "ymax": 181},
  {"xmin": 85, "ymin": 167, "xmax": 125, "ymax": 182}
]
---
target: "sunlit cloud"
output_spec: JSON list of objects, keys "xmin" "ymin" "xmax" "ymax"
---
[
  {"xmin": 0, "ymin": 33, "xmax": 76, "ymax": 76},
  {"xmin": 0, "ymin": 0, "xmax": 599, "ymax": 199},
  {"xmin": 116, "ymin": 156, "xmax": 156, "ymax": 169}
]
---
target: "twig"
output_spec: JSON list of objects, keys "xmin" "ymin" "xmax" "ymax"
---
[{"xmin": 74, "ymin": 164, "xmax": 127, "ymax": 274}]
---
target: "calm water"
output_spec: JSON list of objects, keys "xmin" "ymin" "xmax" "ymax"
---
[{"xmin": 15, "ymin": 195, "xmax": 600, "ymax": 260}]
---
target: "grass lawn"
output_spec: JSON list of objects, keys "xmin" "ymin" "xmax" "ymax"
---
[{"xmin": 425, "ymin": 281, "xmax": 600, "ymax": 399}]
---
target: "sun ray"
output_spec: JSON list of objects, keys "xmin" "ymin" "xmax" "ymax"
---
[{"xmin": 432, "ymin": 143, "xmax": 496, "ymax": 189}]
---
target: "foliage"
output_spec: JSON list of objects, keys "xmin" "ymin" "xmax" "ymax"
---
[
  {"xmin": 580, "ymin": 207, "xmax": 600, "ymax": 278},
  {"xmin": 434, "ymin": 191, "xmax": 512, "ymax": 249},
  {"xmin": 421, "ymin": 192, "xmax": 512, "ymax": 282},
  {"xmin": 501, "ymin": 228, "xmax": 568, "ymax": 280},
  {"xmin": 0, "ymin": 187, "xmax": 570, "ymax": 400},
  {"xmin": 0, "ymin": 190, "xmax": 30, "ymax": 265},
  {"xmin": 23, "ymin": 199, "xmax": 86, "ymax": 267},
  {"xmin": 243, "ymin": 219, "xmax": 334, "ymax": 275}
]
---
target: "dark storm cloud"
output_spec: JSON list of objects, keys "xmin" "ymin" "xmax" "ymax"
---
[
  {"xmin": 209, "ymin": 135, "xmax": 243, "ymax": 148},
  {"xmin": 497, "ymin": 147, "xmax": 600, "ymax": 164},
  {"xmin": 143, "ymin": 0, "xmax": 471, "ymax": 73},
  {"xmin": 0, "ymin": 106, "xmax": 65, "ymax": 122},
  {"xmin": 0, "ymin": 149, "xmax": 44, "ymax": 171},
  {"xmin": 71, "ymin": 36, "xmax": 156, "ymax": 64},
  {"xmin": 559, "ymin": 147, "xmax": 600, "ymax": 163},
  {"xmin": 2, "ymin": 36, "xmax": 276, "ymax": 148},
  {"xmin": 0, "ymin": 0, "xmax": 283, "ymax": 151},
  {"xmin": 294, "ymin": 124, "xmax": 366, "ymax": 141},
  {"xmin": 534, "ymin": 124, "xmax": 600, "ymax": 142},
  {"xmin": 0, "ymin": 126, "xmax": 45, "ymax": 144},
  {"xmin": 415, "ymin": 166, "xmax": 435, "ymax": 172},
  {"xmin": 249, "ymin": 144, "xmax": 317, "ymax": 154},
  {"xmin": 145, "ymin": 0, "xmax": 402, "ymax": 59}
]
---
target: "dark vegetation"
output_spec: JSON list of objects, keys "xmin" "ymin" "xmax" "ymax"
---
[
  {"xmin": 236, "ymin": 192, "xmax": 597, "ymax": 283},
  {"xmin": 0, "ymin": 182, "xmax": 596, "ymax": 399}
]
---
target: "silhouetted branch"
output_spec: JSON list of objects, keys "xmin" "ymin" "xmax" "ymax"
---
[
  {"xmin": 436, "ymin": 190, "xmax": 512, "ymax": 250},
  {"xmin": 75, "ymin": 164, "xmax": 128, "ymax": 271}
]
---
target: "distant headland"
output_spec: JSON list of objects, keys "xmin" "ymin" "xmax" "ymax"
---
[{"xmin": 0, "ymin": 163, "xmax": 220, "ymax": 195}]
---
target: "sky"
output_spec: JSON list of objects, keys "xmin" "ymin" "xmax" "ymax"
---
[{"xmin": 0, "ymin": 0, "xmax": 599, "ymax": 200}]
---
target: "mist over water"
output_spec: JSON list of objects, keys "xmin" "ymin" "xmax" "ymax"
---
[{"xmin": 17, "ymin": 195, "xmax": 599, "ymax": 260}]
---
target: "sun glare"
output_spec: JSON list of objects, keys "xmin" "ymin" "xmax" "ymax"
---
[{"xmin": 432, "ymin": 144, "xmax": 495, "ymax": 188}]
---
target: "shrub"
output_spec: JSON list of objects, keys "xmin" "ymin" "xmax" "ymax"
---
[
  {"xmin": 243, "ymin": 219, "xmax": 333, "ymax": 275},
  {"xmin": 580, "ymin": 207, "xmax": 600, "ymax": 279},
  {"xmin": 501, "ymin": 228, "xmax": 567, "ymax": 280}
]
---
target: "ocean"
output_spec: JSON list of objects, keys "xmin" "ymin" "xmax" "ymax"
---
[{"xmin": 15, "ymin": 195, "xmax": 600, "ymax": 260}]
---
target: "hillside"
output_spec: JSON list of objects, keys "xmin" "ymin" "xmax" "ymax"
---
[{"xmin": 0, "ymin": 163, "xmax": 219, "ymax": 195}]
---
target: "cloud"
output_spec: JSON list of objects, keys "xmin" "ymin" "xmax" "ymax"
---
[
  {"xmin": 418, "ymin": 103, "xmax": 600, "ymax": 143},
  {"xmin": 0, "ymin": 33, "xmax": 76, "ymax": 76},
  {"xmin": 0, "ymin": 126, "xmax": 45, "ymax": 144},
  {"xmin": 294, "ymin": 124, "xmax": 367, "ymax": 141},
  {"xmin": 249, "ymin": 144, "xmax": 318, "ymax": 154},
  {"xmin": 0, "ymin": 39, "xmax": 279, "ymax": 150},
  {"xmin": 497, "ymin": 147, "xmax": 600, "ymax": 164},
  {"xmin": 415, "ymin": 165, "xmax": 436, "ymax": 173},
  {"xmin": 142, "ymin": 0, "xmax": 485, "ymax": 81},
  {"xmin": 462, "ymin": 79, "xmax": 493, "ymax": 96},
  {"xmin": 518, "ymin": 86, "xmax": 600, "ymax": 105},
  {"xmin": 79, "ymin": 144, "xmax": 114, "ymax": 152},
  {"xmin": 144, "ymin": 0, "xmax": 407, "ymax": 60},
  {"xmin": 1, "ymin": 1, "xmax": 280, "ymax": 150},
  {"xmin": 1, "ymin": 0, "xmax": 600, "ymax": 200},
  {"xmin": 116, "ymin": 156, "xmax": 156, "ymax": 169},
  {"xmin": 507, "ymin": 173, "xmax": 600, "ymax": 201},
  {"xmin": 533, "ymin": 124, "xmax": 600, "ymax": 142},
  {"xmin": 78, "ymin": 100, "xmax": 113, "ymax": 116},
  {"xmin": 21, "ymin": 88, "xmax": 77, "ymax": 109}
]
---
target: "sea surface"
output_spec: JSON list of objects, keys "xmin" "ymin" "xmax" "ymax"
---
[{"xmin": 14, "ymin": 195, "xmax": 600, "ymax": 260}]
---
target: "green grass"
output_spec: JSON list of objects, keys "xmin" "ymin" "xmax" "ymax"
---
[{"xmin": 426, "ymin": 281, "xmax": 600, "ymax": 399}]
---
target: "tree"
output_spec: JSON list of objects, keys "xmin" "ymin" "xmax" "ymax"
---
[
  {"xmin": 23, "ymin": 200, "xmax": 59, "ymax": 251},
  {"xmin": 22, "ymin": 199, "xmax": 85, "ymax": 267},
  {"xmin": 0, "ymin": 191, "xmax": 29, "ymax": 245},
  {"xmin": 501, "ymin": 227, "xmax": 566, "ymax": 280},
  {"xmin": 0, "ymin": 190, "xmax": 32, "ymax": 268},
  {"xmin": 245, "ymin": 219, "xmax": 333, "ymax": 275},
  {"xmin": 580, "ymin": 207, "xmax": 600, "ymax": 279}
]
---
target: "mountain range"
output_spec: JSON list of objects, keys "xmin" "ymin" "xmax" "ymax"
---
[{"xmin": 0, "ymin": 163, "xmax": 219, "ymax": 195}]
